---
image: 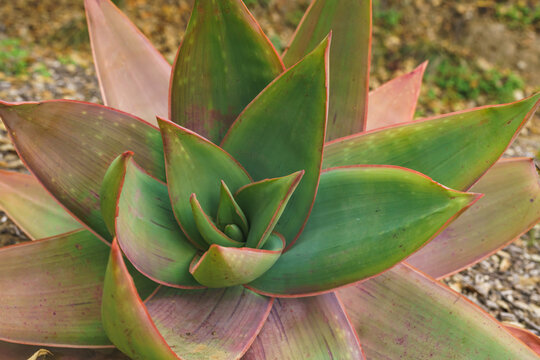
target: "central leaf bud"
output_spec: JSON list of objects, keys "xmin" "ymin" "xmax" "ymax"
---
[{"xmin": 187, "ymin": 171, "xmax": 304, "ymax": 288}]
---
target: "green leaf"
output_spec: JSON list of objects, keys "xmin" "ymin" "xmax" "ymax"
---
[
  {"xmin": 235, "ymin": 171, "xmax": 304, "ymax": 249},
  {"xmin": 366, "ymin": 62, "xmax": 427, "ymax": 131},
  {"xmin": 247, "ymin": 166, "xmax": 478, "ymax": 296},
  {"xmin": 100, "ymin": 152, "xmax": 131, "ymax": 236},
  {"xmin": 0, "ymin": 230, "xmax": 112, "ymax": 346},
  {"xmin": 222, "ymin": 36, "xmax": 329, "ymax": 247},
  {"xmin": 170, "ymin": 0, "xmax": 284, "ymax": 143},
  {"xmin": 244, "ymin": 293, "xmax": 365, "ymax": 359},
  {"xmin": 85, "ymin": 0, "xmax": 170, "ymax": 125},
  {"xmin": 110, "ymin": 154, "xmax": 200, "ymax": 288},
  {"xmin": 216, "ymin": 180, "xmax": 248, "ymax": 234},
  {"xmin": 190, "ymin": 193, "xmax": 245, "ymax": 248},
  {"xmin": 190, "ymin": 233, "xmax": 284, "ymax": 288},
  {"xmin": 283, "ymin": 0, "xmax": 371, "ymax": 140},
  {"xmin": 0, "ymin": 100, "xmax": 165, "ymax": 241},
  {"xmin": 324, "ymin": 93, "xmax": 540, "ymax": 191},
  {"xmin": 0, "ymin": 170, "xmax": 80, "ymax": 239},
  {"xmin": 102, "ymin": 240, "xmax": 179, "ymax": 359},
  {"xmin": 158, "ymin": 117, "xmax": 251, "ymax": 249},
  {"xmin": 103, "ymin": 240, "xmax": 273, "ymax": 359},
  {"xmin": 408, "ymin": 158, "xmax": 540, "ymax": 279},
  {"xmin": 338, "ymin": 263, "xmax": 540, "ymax": 359}
]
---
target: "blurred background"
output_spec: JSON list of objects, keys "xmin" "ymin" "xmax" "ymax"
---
[{"xmin": 0, "ymin": 0, "xmax": 539, "ymax": 336}]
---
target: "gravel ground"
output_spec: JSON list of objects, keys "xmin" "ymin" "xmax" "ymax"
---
[{"xmin": 0, "ymin": 0, "xmax": 538, "ymax": 338}]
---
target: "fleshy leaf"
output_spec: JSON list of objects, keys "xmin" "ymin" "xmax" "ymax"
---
[
  {"xmin": 0, "ymin": 170, "xmax": 80, "ymax": 239},
  {"xmin": 0, "ymin": 230, "xmax": 112, "ymax": 347},
  {"xmin": 100, "ymin": 152, "xmax": 131, "ymax": 236},
  {"xmin": 216, "ymin": 181, "xmax": 248, "ymax": 234},
  {"xmin": 85, "ymin": 0, "xmax": 170, "ymax": 125},
  {"xmin": 408, "ymin": 158, "xmax": 540, "ymax": 279},
  {"xmin": 158, "ymin": 117, "xmax": 251, "ymax": 249},
  {"xmin": 190, "ymin": 194, "xmax": 245, "ymax": 248},
  {"xmin": 235, "ymin": 171, "xmax": 304, "ymax": 249},
  {"xmin": 338, "ymin": 263, "xmax": 540, "ymax": 359},
  {"xmin": 170, "ymin": 0, "xmax": 284, "ymax": 143},
  {"xmin": 146, "ymin": 286, "xmax": 272, "ymax": 360},
  {"xmin": 190, "ymin": 233, "xmax": 284, "ymax": 288},
  {"xmin": 0, "ymin": 100, "xmax": 165, "ymax": 241},
  {"xmin": 244, "ymin": 294, "xmax": 365, "ymax": 359},
  {"xmin": 103, "ymin": 240, "xmax": 273, "ymax": 359},
  {"xmin": 283, "ymin": 0, "xmax": 371, "ymax": 140},
  {"xmin": 324, "ymin": 93, "xmax": 540, "ymax": 191},
  {"xmin": 504, "ymin": 325, "xmax": 540, "ymax": 355},
  {"xmin": 247, "ymin": 166, "xmax": 479, "ymax": 297},
  {"xmin": 108, "ymin": 154, "xmax": 200, "ymax": 288},
  {"xmin": 102, "ymin": 240, "xmax": 180, "ymax": 359},
  {"xmin": 222, "ymin": 36, "xmax": 329, "ymax": 247},
  {"xmin": 366, "ymin": 62, "xmax": 427, "ymax": 131},
  {"xmin": 0, "ymin": 341, "xmax": 128, "ymax": 360}
]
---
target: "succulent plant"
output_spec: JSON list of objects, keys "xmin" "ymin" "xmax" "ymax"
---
[{"xmin": 0, "ymin": 0, "xmax": 539, "ymax": 359}]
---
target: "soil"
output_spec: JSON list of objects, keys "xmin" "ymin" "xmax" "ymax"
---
[{"xmin": 0, "ymin": 0, "xmax": 538, "ymax": 337}]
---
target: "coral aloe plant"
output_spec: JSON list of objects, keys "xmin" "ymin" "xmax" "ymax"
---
[{"xmin": 0, "ymin": 0, "xmax": 539, "ymax": 359}]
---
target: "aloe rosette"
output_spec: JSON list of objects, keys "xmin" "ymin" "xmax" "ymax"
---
[{"xmin": 0, "ymin": 0, "xmax": 539, "ymax": 359}]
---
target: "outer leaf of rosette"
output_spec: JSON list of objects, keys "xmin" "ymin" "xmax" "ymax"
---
[
  {"xmin": 158, "ymin": 117, "xmax": 251, "ymax": 250},
  {"xmin": 0, "ymin": 100, "xmax": 165, "ymax": 242},
  {"xmin": 190, "ymin": 232, "xmax": 285, "ymax": 288},
  {"xmin": 235, "ymin": 171, "xmax": 304, "ymax": 249},
  {"xmin": 190, "ymin": 193, "xmax": 245, "ymax": 248},
  {"xmin": 0, "ymin": 170, "xmax": 80, "ymax": 239},
  {"xmin": 216, "ymin": 180, "xmax": 249, "ymax": 235},
  {"xmin": 324, "ymin": 93, "xmax": 540, "ymax": 191},
  {"xmin": 170, "ymin": 0, "xmax": 284, "ymax": 143},
  {"xmin": 103, "ymin": 239, "xmax": 273, "ymax": 360},
  {"xmin": 221, "ymin": 36, "xmax": 329, "ymax": 248},
  {"xmin": 100, "ymin": 152, "xmax": 200, "ymax": 288}
]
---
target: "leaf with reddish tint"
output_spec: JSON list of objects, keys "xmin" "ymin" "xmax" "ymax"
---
[
  {"xmin": 338, "ymin": 263, "xmax": 539, "ymax": 359},
  {"xmin": 324, "ymin": 93, "xmax": 540, "ymax": 191},
  {"xmin": 103, "ymin": 239, "xmax": 273, "ymax": 359},
  {"xmin": 222, "ymin": 37, "xmax": 329, "ymax": 246},
  {"xmin": 158, "ymin": 117, "xmax": 251, "ymax": 249},
  {"xmin": 107, "ymin": 154, "xmax": 200, "ymax": 288},
  {"xmin": 407, "ymin": 158, "xmax": 540, "ymax": 279},
  {"xmin": 0, "ymin": 341, "xmax": 128, "ymax": 360},
  {"xmin": 190, "ymin": 233, "xmax": 284, "ymax": 288},
  {"xmin": 190, "ymin": 193, "xmax": 245, "ymax": 248},
  {"xmin": 0, "ymin": 170, "xmax": 80, "ymax": 239},
  {"xmin": 366, "ymin": 62, "xmax": 427, "ymax": 131},
  {"xmin": 85, "ymin": 0, "xmax": 170, "ymax": 125},
  {"xmin": 244, "ymin": 293, "xmax": 365, "ymax": 359},
  {"xmin": 170, "ymin": 0, "xmax": 284, "ymax": 143},
  {"xmin": 102, "ymin": 240, "xmax": 179, "ymax": 359},
  {"xmin": 235, "ymin": 171, "xmax": 303, "ymax": 249},
  {"xmin": 504, "ymin": 325, "xmax": 540, "ymax": 355},
  {"xmin": 283, "ymin": 0, "xmax": 371, "ymax": 140},
  {"xmin": 0, "ymin": 100, "xmax": 165, "ymax": 241},
  {"xmin": 247, "ymin": 166, "xmax": 479, "ymax": 297},
  {"xmin": 0, "ymin": 230, "xmax": 112, "ymax": 347},
  {"xmin": 146, "ymin": 286, "xmax": 272, "ymax": 360}
]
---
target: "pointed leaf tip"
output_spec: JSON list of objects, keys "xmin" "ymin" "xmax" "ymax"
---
[
  {"xmin": 170, "ymin": 0, "xmax": 284, "ymax": 143},
  {"xmin": 100, "ymin": 151, "xmax": 134, "ymax": 236},
  {"xmin": 85, "ymin": 0, "xmax": 170, "ymax": 124}
]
